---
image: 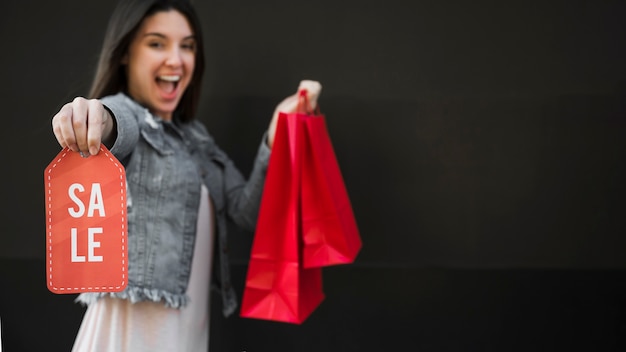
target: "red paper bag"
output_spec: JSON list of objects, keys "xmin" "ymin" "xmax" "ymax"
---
[
  {"xmin": 240, "ymin": 108, "xmax": 324, "ymax": 324},
  {"xmin": 301, "ymin": 107, "xmax": 362, "ymax": 268}
]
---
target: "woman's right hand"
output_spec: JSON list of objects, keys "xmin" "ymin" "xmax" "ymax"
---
[{"xmin": 51, "ymin": 97, "xmax": 115, "ymax": 156}]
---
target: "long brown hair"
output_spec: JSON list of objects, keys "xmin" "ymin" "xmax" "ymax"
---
[{"xmin": 89, "ymin": 0, "xmax": 205, "ymax": 122}]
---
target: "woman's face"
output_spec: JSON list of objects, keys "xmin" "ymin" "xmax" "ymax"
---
[{"xmin": 123, "ymin": 10, "xmax": 196, "ymax": 121}]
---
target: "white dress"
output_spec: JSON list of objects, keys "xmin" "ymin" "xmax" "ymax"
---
[{"xmin": 72, "ymin": 185, "xmax": 215, "ymax": 352}]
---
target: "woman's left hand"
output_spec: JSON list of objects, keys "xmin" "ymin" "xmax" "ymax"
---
[{"xmin": 267, "ymin": 80, "xmax": 322, "ymax": 149}]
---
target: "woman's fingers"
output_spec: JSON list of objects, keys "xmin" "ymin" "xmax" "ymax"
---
[
  {"xmin": 267, "ymin": 80, "xmax": 323, "ymax": 149},
  {"xmin": 52, "ymin": 103, "xmax": 78, "ymax": 152},
  {"xmin": 71, "ymin": 97, "xmax": 90, "ymax": 154},
  {"xmin": 298, "ymin": 80, "xmax": 322, "ymax": 110},
  {"xmin": 86, "ymin": 99, "xmax": 106, "ymax": 155},
  {"xmin": 51, "ymin": 97, "xmax": 105, "ymax": 156},
  {"xmin": 273, "ymin": 80, "xmax": 323, "ymax": 116}
]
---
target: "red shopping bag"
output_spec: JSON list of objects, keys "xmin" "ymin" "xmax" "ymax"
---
[
  {"xmin": 240, "ymin": 106, "xmax": 324, "ymax": 324},
  {"xmin": 300, "ymin": 99, "xmax": 362, "ymax": 268}
]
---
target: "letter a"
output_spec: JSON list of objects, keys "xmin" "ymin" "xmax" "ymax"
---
[{"xmin": 87, "ymin": 183, "xmax": 106, "ymax": 217}]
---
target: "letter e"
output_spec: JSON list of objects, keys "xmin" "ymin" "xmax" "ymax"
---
[{"xmin": 88, "ymin": 227, "xmax": 103, "ymax": 262}]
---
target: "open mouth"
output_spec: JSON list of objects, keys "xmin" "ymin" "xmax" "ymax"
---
[{"xmin": 156, "ymin": 75, "xmax": 180, "ymax": 94}]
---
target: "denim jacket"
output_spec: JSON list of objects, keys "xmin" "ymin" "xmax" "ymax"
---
[{"xmin": 75, "ymin": 93, "xmax": 270, "ymax": 317}]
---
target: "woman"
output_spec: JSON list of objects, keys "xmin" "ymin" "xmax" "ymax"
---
[{"xmin": 51, "ymin": 0, "xmax": 321, "ymax": 350}]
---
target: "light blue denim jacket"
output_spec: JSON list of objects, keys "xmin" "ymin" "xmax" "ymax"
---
[{"xmin": 76, "ymin": 93, "xmax": 270, "ymax": 317}]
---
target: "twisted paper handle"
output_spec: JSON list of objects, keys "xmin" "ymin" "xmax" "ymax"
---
[{"xmin": 296, "ymin": 89, "xmax": 321, "ymax": 115}]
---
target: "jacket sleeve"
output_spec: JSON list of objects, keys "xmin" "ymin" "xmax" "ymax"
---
[
  {"xmin": 218, "ymin": 132, "xmax": 271, "ymax": 232},
  {"xmin": 100, "ymin": 93, "xmax": 141, "ymax": 162}
]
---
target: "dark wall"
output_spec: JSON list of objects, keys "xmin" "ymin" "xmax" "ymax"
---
[
  {"xmin": 1, "ymin": 0, "xmax": 625, "ymax": 267},
  {"xmin": 1, "ymin": 0, "xmax": 626, "ymax": 351}
]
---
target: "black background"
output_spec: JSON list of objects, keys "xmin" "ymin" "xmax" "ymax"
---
[{"xmin": 1, "ymin": 0, "xmax": 626, "ymax": 350}]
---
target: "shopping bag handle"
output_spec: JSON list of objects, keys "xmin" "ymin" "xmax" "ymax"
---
[{"xmin": 296, "ymin": 89, "xmax": 321, "ymax": 115}]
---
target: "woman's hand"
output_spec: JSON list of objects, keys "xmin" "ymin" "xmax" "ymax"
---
[
  {"xmin": 267, "ymin": 80, "xmax": 322, "ymax": 149},
  {"xmin": 52, "ymin": 97, "xmax": 115, "ymax": 156}
]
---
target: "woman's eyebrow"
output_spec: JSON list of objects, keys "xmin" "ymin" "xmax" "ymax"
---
[{"xmin": 143, "ymin": 33, "xmax": 195, "ymax": 41}]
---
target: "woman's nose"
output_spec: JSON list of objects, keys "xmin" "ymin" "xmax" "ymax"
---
[{"xmin": 165, "ymin": 48, "xmax": 182, "ymax": 67}]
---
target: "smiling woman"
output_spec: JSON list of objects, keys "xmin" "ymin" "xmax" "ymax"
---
[
  {"xmin": 122, "ymin": 10, "xmax": 196, "ymax": 121},
  {"xmin": 49, "ymin": 0, "xmax": 321, "ymax": 351}
]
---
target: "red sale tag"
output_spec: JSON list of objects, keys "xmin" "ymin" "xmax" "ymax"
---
[{"xmin": 44, "ymin": 145, "xmax": 128, "ymax": 294}]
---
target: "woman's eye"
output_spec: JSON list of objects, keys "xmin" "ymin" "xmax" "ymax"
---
[
  {"xmin": 182, "ymin": 42, "xmax": 196, "ymax": 51},
  {"xmin": 149, "ymin": 42, "xmax": 164, "ymax": 49}
]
